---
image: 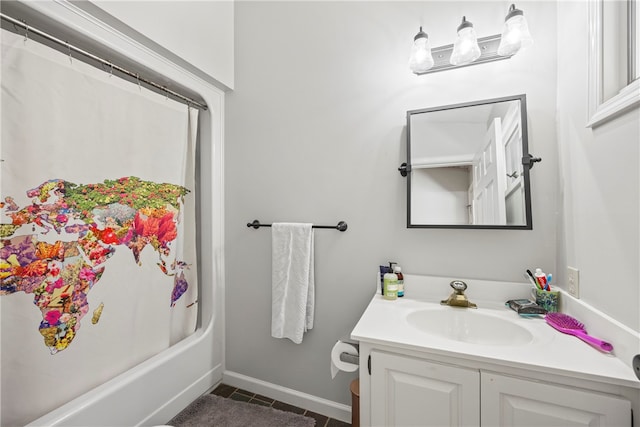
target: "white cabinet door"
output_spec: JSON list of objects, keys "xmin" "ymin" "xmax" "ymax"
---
[
  {"xmin": 370, "ymin": 351, "xmax": 480, "ymax": 427},
  {"xmin": 481, "ymin": 372, "xmax": 631, "ymax": 426}
]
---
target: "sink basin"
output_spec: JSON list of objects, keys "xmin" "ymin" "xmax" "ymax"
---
[{"xmin": 406, "ymin": 308, "xmax": 534, "ymax": 346}]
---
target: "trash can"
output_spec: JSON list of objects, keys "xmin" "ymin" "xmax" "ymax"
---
[{"xmin": 350, "ymin": 378, "xmax": 360, "ymax": 427}]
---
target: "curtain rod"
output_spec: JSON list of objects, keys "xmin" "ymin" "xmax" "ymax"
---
[{"xmin": 0, "ymin": 12, "xmax": 208, "ymax": 111}]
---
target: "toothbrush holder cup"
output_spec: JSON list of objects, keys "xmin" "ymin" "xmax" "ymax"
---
[{"xmin": 531, "ymin": 287, "xmax": 560, "ymax": 312}]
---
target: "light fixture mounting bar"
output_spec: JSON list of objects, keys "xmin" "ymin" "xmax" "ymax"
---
[{"xmin": 414, "ymin": 34, "xmax": 514, "ymax": 75}]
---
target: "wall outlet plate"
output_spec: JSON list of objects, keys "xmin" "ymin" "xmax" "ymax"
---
[{"xmin": 567, "ymin": 266, "xmax": 580, "ymax": 298}]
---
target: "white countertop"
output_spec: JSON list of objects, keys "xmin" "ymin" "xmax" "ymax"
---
[{"xmin": 351, "ymin": 275, "xmax": 640, "ymax": 389}]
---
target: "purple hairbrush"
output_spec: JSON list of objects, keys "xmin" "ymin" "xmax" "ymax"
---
[{"xmin": 545, "ymin": 312, "xmax": 614, "ymax": 353}]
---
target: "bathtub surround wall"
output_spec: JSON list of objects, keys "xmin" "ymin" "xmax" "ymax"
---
[{"xmin": 226, "ymin": 1, "xmax": 559, "ymax": 411}]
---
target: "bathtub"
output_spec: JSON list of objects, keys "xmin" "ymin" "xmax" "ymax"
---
[
  {"xmin": 3, "ymin": 2, "xmax": 226, "ymax": 425},
  {"xmin": 27, "ymin": 309, "xmax": 224, "ymax": 426}
]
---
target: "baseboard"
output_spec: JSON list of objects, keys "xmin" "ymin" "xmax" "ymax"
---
[{"xmin": 223, "ymin": 371, "xmax": 352, "ymax": 423}]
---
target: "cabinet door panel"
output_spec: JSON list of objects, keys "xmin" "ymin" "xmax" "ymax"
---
[
  {"xmin": 481, "ymin": 372, "xmax": 631, "ymax": 426},
  {"xmin": 371, "ymin": 351, "xmax": 480, "ymax": 427}
]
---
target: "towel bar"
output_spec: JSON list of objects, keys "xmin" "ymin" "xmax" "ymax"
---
[{"xmin": 247, "ymin": 220, "xmax": 347, "ymax": 232}]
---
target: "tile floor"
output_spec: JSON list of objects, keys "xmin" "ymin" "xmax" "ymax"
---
[{"xmin": 212, "ymin": 383, "xmax": 351, "ymax": 427}]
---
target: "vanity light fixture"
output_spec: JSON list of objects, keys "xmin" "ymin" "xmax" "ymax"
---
[
  {"xmin": 450, "ymin": 16, "xmax": 481, "ymax": 66},
  {"xmin": 497, "ymin": 3, "xmax": 533, "ymax": 56},
  {"xmin": 410, "ymin": 3, "xmax": 532, "ymax": 75},
  {"xmin": 408, "ymin": 26, "xmax": 435, "ymax": 73}
]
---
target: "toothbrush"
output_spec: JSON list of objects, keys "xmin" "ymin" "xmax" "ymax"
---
[
  {"xmin": 545, "ymin": 312, "xmax": 613, "ymax": 353},
  {"xmin": 526, "ymin": 269, "xmax": 541, "ymax": 289}
]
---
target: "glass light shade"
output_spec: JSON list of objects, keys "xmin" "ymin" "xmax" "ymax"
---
[
  {"xmin": 450, "ymin": 26, "xmax": 481, "ymax": 66},
  {"xmin": 409, "ymin": 29, "xmax": 434, "ymax": 73},
  {"xmin": 497, "ymin": 6, "xmax": 533, "ymax": 56}
]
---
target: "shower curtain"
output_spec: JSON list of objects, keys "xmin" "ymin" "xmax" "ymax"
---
[{"xmin": 0, "ymin": 29, "xmax": 198, "ymax": 426}]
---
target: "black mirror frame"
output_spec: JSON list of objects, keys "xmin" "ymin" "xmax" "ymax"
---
[{"xmin": 405, "ymin": 94, "xmax": 535, "ymax": 230}]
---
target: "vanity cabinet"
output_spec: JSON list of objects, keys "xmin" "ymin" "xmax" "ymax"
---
[
  {"xmin": 366, "ymin": 349, "xmax": 632, "ymax": 427},
  {"xmin": 370, "ymin": 351, "xmax": 480, "ymax": 426},
  {"xmin": 481, "ymin": 372, "xmax": 631, "ymax": 426}
]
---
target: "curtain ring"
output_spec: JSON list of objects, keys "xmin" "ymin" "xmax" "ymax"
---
[
  {"xmin": 101, "ymin": 62, "xmax": 114, "ymax": 77},
  {"xmin": 23, "ymin": 24, "xmax": 29, "ymax": 43},
  {"xmin": 67, "ymin": 42, "xmax": 72, "ymax": 64},
  {"xmin": 136, "ymin": 74, "xmax": 141, "ymax": 91}
]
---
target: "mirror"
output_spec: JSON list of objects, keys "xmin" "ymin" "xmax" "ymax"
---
[{"xmin": 406, "ymin": 94, "xmax": 533, "ymax": 229}]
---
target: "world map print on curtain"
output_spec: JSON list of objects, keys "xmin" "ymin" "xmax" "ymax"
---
[
  {"xmin": 0, "ymin": 29, "xmax": 198, "ymax": 426},
  {"xmin": 2, "ymin": 177, "xmax": 192, "ymax": 352}
]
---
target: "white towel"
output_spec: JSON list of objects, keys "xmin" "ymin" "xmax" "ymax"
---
[{"xmin": 271, "ymin": 223, "xmax": 315, "ymax": 344}]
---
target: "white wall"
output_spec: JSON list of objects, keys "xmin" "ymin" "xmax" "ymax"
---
[
  {"xmin": 412, "ymin": 167, "xmax": 471, "ymax": 224},
  {"xmin": 556, "ymin": 1, "xmax": 639, "ymax": 331},
  {"xmin": 411, "ymin": 120, "xmax": 484, "ymax": 161},
  {"xmin": 226, "ymin": 1, "xmax": 558, "ymax": 406},
  {"xmin": 88, "ymin": 0, "xmax": 234, "ymax": 90}
]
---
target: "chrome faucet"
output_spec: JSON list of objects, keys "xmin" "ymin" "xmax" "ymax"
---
[{"xmin": 441, "ymin": 280, "xmax": 477, "ymax": 308}]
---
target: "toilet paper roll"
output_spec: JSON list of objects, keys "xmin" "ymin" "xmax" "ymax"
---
[{"xmin": 330, "ymin": 340, "xmax": 359, "ymax": 379}]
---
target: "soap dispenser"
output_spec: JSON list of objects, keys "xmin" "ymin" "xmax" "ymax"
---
[{"xmin": 383, "ymin": 262, "xmax": 398, "ymax": 300}]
